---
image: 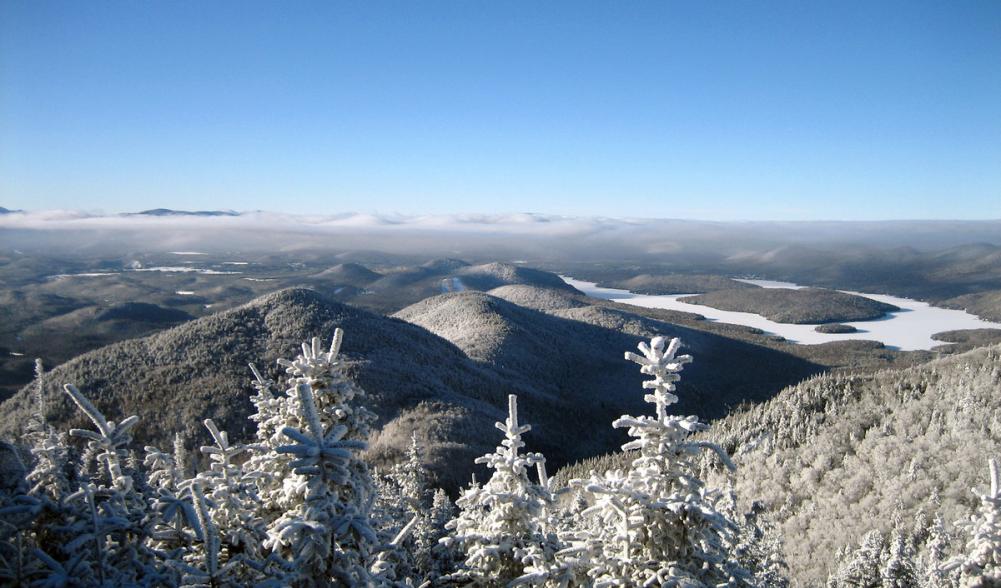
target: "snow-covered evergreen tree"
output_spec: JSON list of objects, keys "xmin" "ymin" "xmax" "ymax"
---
[
  {"xmin": 0, "ymin": 330, "xmax": 389, "ymax": 587},
  {"xmin": 255, "ymin": 330, "xmax": 380, "ymax": 585},
  {"xmin": 429, "ymin": 487, "xmax": 458, "ymax": 580},
  {"xmin": 882, "ymin": 528, "xmax": 917, "ymax": 587},
  {"xmin": 442, "ymin": 394, "xmax": 558, "ymax": 586},
  {"xmin": 828, "ymin": 530, "xmax": 885, "ymax": 588},
  {"xmin": 373, "ymin": 432, "xmax": 448, "ymax": 583},
  {"xmin": 561, "ymin": 336, "xmax": 749, "ymax": 587},
  {"xmin": 921, "ymin": 509, "xmax": 958, "ymax": 588},
  {"xmin": 946, "ymin": 459, "xmax": 1001, "ymax": 586}
]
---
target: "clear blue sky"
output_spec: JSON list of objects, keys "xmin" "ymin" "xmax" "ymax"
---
[{"xmin": 1, "ymin": 1, "xmax": 999, "ymax": 220}]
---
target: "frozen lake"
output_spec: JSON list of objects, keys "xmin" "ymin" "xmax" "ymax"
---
[{"xmin": 562, "ymin": 277, "xmax": 1001, "ymax": 351}]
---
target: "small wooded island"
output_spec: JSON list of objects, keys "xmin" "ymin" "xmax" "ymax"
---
[
  {"xmin": 679, "ymin": 287, "xmax": 899, "ymax": 324},
  {"xmin": 814, "ymin": 323, "xmax": 858, "ymax": 334}
]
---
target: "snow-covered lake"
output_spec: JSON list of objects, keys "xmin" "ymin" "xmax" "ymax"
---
[{"xmin": 562, "ymin": 277, "xmax": 1001, "ymax": 351}]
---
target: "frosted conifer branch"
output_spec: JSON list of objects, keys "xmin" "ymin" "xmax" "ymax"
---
[
  {"xmin": 392, "ymin": 515, "xmax": 420, "ymax": 547},
  {"xmin": 29, "ymin": 359, "xmax": 46, "ymax": 432},
  {"xmin": 625, "ymin": 336, "xmax": 692, "ymax": 421},
  {"xmin": 991, "ymin": 459, "xmax": 998, "ymax": 499},
  {"xmin": 330, "ymin": 327, "xmax": 344, "ymax": 359},
  {"xmin": 64, "ymin": 384, "xmax": 138, "ymax": 491},
  {"xmin": 173, "ymin": 432, "xmax": 188, "ymax": 479},
  {"xmin": 945, "ymin": 458, "xmax": 1001, "ymax": 580},
  {"xmin": 275, "ymin": 384, "xmax": 366, "ymax": 481},
  {"xmin": 248, "ymin": 362, "xmax": 274, "ymax": 398},
  {"xmin": 276, "ymin": 330, "xmax": 347, "ymax": 387},
  {"xmin": 64, "ymin": 384, "xmax": 113, "ymax": 438},
  {"xmin": 196, "ymin": 486, "xmax": 218, "ymax": 573}
]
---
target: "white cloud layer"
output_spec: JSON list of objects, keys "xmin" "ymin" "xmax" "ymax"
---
[{"xmin": 2, "ymin": 209, "xmax": 1000, "ymax": 260}]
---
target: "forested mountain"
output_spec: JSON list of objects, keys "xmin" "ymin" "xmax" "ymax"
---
[
  {"xmin": 0, "ymin": 286, "xmax": 820, "ymax": 491},
  {"xmin": 557, "ymin": 341, "xmax": 1001, "ymax": 586},
  {"xmin": 703, "ymin": 343, "xmax": 1001, "ymax": 585}
]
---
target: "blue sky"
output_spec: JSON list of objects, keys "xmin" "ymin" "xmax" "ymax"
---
[{"xmin": 1, "ymin": 1, "xmax": 999, "ymax": 220}]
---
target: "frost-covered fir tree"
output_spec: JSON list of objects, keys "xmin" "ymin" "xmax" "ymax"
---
[
  {"xmin": 373, "ymin": 432, "xmax": 450, "ymax": 583},
  {"xmin": 946, "ymin": 459, "xmax": 1001, "ymax": 587},
  {"xmin": 726, "ymin": 497, "xmax": 789, "ymax": 588},
  {"xmin": 8, "ymin": 383, "xmax": 167, "ymax": 586},
  {"xmin": 921, "ymin": 509, "xmax": 958, "ymax": 588},
  {"xmin": 442, "ymin": 394, "xmax": 559, "ymax": 586},
  {"xmin": 252, "ymin": 330, "xmax": 381, "ymax": 585},
  {"xmin": 559, "ymin": 336, "xmax": 749, "ymax": 587},
  {"xmin": 882, "ymin": 528, "xmax": 917, "ymax": 587},
  {"xmin": 828, "ymin": 530, "xmax": 885, "ymax": 588}
]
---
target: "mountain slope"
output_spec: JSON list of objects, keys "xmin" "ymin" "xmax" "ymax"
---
[
  {"xmin": 0, "ymin": 289, "xmax": 513, "ymax": 489},
  {"xmin": 550, "ymin": 342, "xmax": 1001, "ymax": 585},
  {"xmin": 395, "ymin": 288, "xmax": 823, "ymax": 422},
  {"xmin": 308, "ymin": 262, "xmax": 382, "ymax": 285},
  {"xmin": 2, "ymin": 285, "xmax": 825, "ymax": 493},
  {"xmin": 701, "ymin": 343, "xmax": 1001, "ymax": 585},
  {"xmin": 453, "ymin": 262, "xmax": 579, "ymax": 292}
]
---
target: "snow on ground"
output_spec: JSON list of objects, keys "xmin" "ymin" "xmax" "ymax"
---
[
  {"xmin": 562, "ymin": 276, "xmax": 1001, "ymax": 351},
  {"xmin": 130, "ymin": 267, "xmax": 241, "ymax": 275},
  {"xmin": 47, "ymin": 272, "xmax": 118, "ymax": 279}
]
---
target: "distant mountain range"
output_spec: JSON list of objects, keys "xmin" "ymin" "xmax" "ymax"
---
[
  {"xmin": 0, "ymin": 283, "xmax": 821, "ymax": 490},
  {"xmin": 126, "ymin": 208, "xmax": 241, "ymax": 217}
]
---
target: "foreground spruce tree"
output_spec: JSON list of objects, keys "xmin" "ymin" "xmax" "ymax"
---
[
  {"xmin": 945, "ymin": 459, "xmax": 1001, "ymax": 587},
  {"xmin": 442, "ymin": 394, "xmax": 558, "ymax": 586},
  {"xmin": 557, "ymin": 336, "xmax": 750, "ymax": 586},
  {"xmin": 251, "ymin": 330, "xmax": 381, "ymax": 585}
]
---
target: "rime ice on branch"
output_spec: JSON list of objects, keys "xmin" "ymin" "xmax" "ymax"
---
[{"xmin": 624, "ymin": 335, "xmax": 692, "ymax": 420}]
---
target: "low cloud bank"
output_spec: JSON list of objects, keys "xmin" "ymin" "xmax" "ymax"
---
[{"xmin": 2, "ymin": 209, "xmax": 1000, "ymax": 260}]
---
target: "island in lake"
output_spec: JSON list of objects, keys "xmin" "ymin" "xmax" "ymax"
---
[{"xmin": 679, "ymin": 287, "xmax": 899, "ymax": 324}]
